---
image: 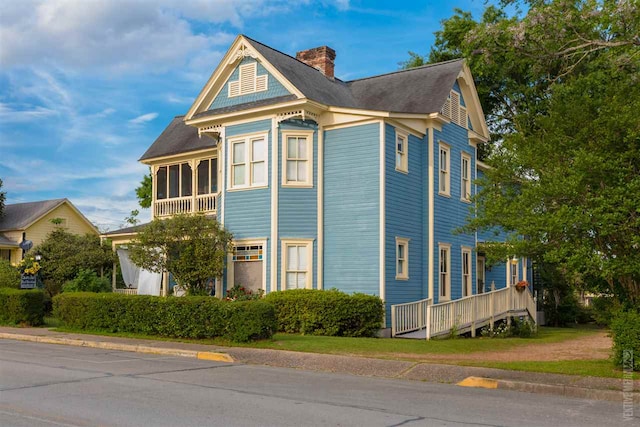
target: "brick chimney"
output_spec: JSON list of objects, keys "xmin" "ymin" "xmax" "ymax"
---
[{"xmin": 296, "ymin": 46, "xmax": 336, "ymax": 79}]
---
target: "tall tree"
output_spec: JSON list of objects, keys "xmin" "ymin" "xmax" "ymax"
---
[
  {"xmin": 135, "ymin": 170, "xmax": 152, "ymax": 209},
  {"xmin": 128, "ymin": 214, "xmax": 233, "ymax": 295},
  {"xmin": 0, "ymin": 178, "xmax": 5, "ymax": 218},
  {"xmin": 452, "ymin": 0, "xmax": 640, "ymax": 304}
]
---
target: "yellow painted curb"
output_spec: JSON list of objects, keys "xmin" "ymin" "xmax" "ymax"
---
[
  {"xmin": 197, "ymin": 352, "xmax": 234, "ymax": 363},
  {"xmin": 457, "ymin": 376, "xmax": 498, "ymax": 389}
]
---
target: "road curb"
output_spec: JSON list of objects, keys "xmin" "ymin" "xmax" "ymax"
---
[
  {"xmin": 0, "ymin": 333, "xmax": 234, "ymax": 363},
  {"xmin": 457, "ymin": 375, "xmax": 640, "ymax": 403}
]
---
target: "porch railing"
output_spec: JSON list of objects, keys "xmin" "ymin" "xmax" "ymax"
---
[
  {"xmin": 154, "ymin": 193, "xmax": 218, "ymax": 218},
  {"xmin": 392, "ymin": 285, "xmax": 536, "ymax": 339},
  {"xmin": 391, "ymin": 298, "xmax": 432, "ymax": 337},
  {"xmin": 114, "ymin": 288, "xmax": 138, "ymax": 295}
]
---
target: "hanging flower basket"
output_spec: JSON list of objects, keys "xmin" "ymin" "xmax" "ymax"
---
[{"xmin": 515, "ymin": 280, "xmax": 530, "ymax": 292}]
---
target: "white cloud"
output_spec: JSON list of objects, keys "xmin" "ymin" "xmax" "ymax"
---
[
  {"xmin": 129, "ymin": 112, "xmax": 159, "ymax": 125},
  {"xmin": 0, "ymin": 102, "xmax": 59, "ymax": 122}
]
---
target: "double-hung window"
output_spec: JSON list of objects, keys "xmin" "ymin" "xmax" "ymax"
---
[
  {"xmin": 282, "ymin": 239, "xmax": 313, "ymax": 290},
  {"xmin": 229, "ymin": 134, "xmax": 268, "ymax": 190},
  {"xmin": 461, "ymin": 153, "xmax": 471, "ymax": 202},
  {"xmin": 439, "ymin": 243, "xmax": 451, "ymax": 300},
  {"xmin": 509, "ymin": 259, "xmax": 519, "ymax": 286},
  {"xmin": 462, "ymin": 247, "xmax": 472, "ymax": 297},
  {"xmin": 282, "ymin": 131, "xmax": 313, "ymax": 187},
  {"xmin": 396, "ymin": 237, "xmax": 409, "ymax": 280},
  {"xmin": 439, "ymin": 143, "xmax": 450, "ymax": 196},
  {"xmin": 395, "ymin": 131, "xmax": 408, "ymax": 173}
]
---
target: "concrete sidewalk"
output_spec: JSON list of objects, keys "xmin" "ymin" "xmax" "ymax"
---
[{"xmin": 1, "ymin": 326, "xmax": 638, "ymax": 404}]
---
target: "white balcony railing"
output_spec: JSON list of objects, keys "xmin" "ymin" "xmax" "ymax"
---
[{"xmin": 154, "ymin": 193, "xmax": 218, "ymax": 218}]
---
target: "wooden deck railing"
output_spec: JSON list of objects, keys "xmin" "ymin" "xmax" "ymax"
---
[
  {"xmin": 392, "ymin": 286, "xmax": 536, "ymax": 339},
  {"xmin": 391, "ymin": 298, "xmax": 432, "ymax": 337},
  {"xmin": 154, "ymin": 193, "xmax": 218, "ymax": 218}
]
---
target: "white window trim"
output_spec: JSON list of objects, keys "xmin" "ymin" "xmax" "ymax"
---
[
  {"xmin": 195, "ymin": 157, "xmax": 220, "ymax": 195},
  {"xmin": 228, "ymin": 62, "xmax": 268, "ymax": 98},
  {"xmin": 227, "ymin": 132, "xmax": 269, "ymax": 191},
  {"xmin": 155, "ymin": 161, "xmax": 193, "ymax": 200},
  {"xmin": 228, "ymin": 239, "xmax": 268, "ymax": 294},
  {"xmin": 395, "ymin": 130, "xmax": 408, "ymax": 173},
  {"xmin": 438, "ymin": 243, "xmax": 451, "ymax": 301},
  {"xmin": 507, "ymin": 258, "xmax": 519, "ymax": 287},
  {"xmin": 461, "ymin": 152, "xmax": 471, "ymax": 202},
  {"xmin": 281, "ymin": 130, "xmax": 314, "ymax": 188},
  {"xmin": 438, "ymin": 142, "xmax": 451, "ymax": 197},
  {"xmin": 461, "ymin": 246, "xmax": 472, "ymax": 297},
  {"xmin": 395, "ymin": 237, "xmax": 410, "ymax": 280},
  {"xmin": 281, "ymin": 238, "xmax": 314, "ymax": 290}
]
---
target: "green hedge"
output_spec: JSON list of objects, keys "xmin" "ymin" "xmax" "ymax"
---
[
  {"xmin": 53, "ymin": 293, "xmax": 276, "ymax": 342},
  {"xmin": 0, "ymin": 288, "xmax": 45, "ymax": 326},
  {"xmin": 264, "ymin": 289, "xmax": 384, "ymax": 337},
  {"xmin": 611, "ymin": 310, "xmax": 640, "ymax": 371}
]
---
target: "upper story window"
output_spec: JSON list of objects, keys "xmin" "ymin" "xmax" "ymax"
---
[
  {"xmin": 228, "ymin": 63, "xmax": 268, "ymax": 98},
  {"xmin": 439, "ymin": 243, "xmax": 451, "ymax": 300},
  {"xmin": 396, "ymin": 237, "xmax": 409, "ymax": 280},
  {"xmin": 197, "ymin": 158, "xmax": 218, "ymax": 195},
  {"xmin": 156, "ymin": 163, "xmax": 192, "ymax": 200},
  {"xmin": 441, "ymin": 90, "xmax": 468, "ymax": 129},
  {"xmin": 395, "ymin": 131, "xmax": 408, "ymax": 173},
  {"xmin": 461, "ymin": 153, "xmax": 471, "ymax": 202},
  {"xmin": 282, "ymin": 131, "xmax": 313, "ymax": 187},
  {"xmin": 229, "ymin": 134, "xmax": 268, "ymax": 190},
  {"xmin": 439, "ymin": 142, "xmax": 450, "ymax": 196}
]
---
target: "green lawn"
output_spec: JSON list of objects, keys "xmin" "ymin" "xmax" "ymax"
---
[{"xmin": 455, "ymin": 359, "xmax": 639, "ymax": 380}]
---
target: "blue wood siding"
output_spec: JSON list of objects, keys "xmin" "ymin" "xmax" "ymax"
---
[
  {"xmin": 324, "ymin": 123, "xmax": 380, "ymax": 295},
  {"xmin": 223, "ymin": 119, "xmax": 273, "ymax": 293},
  {"xmin": 433, "ymin": 123, "xmax": 476, "ymax": 303},
  {"xmin": 277, "ymin": 119, "xmax": 318, "ymax": 290},
  {"xmin": 384, "ymin": 124, "xmax": 424, "ymax": 325},
  {"xmin": 209, "ymin": 58, "xmax": 291, "ymax": 110}
]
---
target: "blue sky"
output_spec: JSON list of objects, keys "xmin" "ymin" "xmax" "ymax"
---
[{"xmin": 0, "ymin": 0, "xmax": 496, "ymax": 231}]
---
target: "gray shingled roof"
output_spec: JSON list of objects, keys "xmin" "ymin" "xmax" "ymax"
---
[
  {"xmin": 244, "ymin": 35, "xmax": 463, "ymax": 113},
  {"xmin": 139, "ymin": 116, "xmax": 217, "ymax": 161},
  {"xmin": 102, "ymin": 223, "xmax": 149, "ymax": 236},
  {"xmin": 0, "ymin": 199, "xmax": 66, "ymax": 231},
  {"xmin": 0, "ymin": 233, "xmax": 19, "ymax": 246},
  {"xmin": 142, "ymin": 37, "xmax": 464, "ymax": 161}
]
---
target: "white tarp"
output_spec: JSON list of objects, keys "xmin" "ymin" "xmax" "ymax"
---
[
  {"xmin": 116, "ymin": 249, "xmax": 140, "ymax": 288},
  {"xmin": 137, "ymin": 269, "xmax": 162, "ymax": 296}
]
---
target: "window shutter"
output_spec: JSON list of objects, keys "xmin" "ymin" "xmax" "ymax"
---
[
  {"xmin": 459, "ymin": 106, "xmax": 467, "ymax": 129},
  {"xmin": 255, "ymin": 74, "xmax": 268, "ymax": 92},
  {"xmin": 442, "ymin": 97, "xmax": 451, "ymax": 118},
  {"xmin": 450, "ymin": 92, "xmax": 460, "ymax": 125},
  {"xmin": 240, "ymin": 63, "xmax": 255, "ymax": 95},
  {"xmin": 228, "ymin": 81, "xmax": 240, "ymax": 97}
]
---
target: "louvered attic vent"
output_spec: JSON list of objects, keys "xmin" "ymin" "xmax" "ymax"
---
[
  {"xmin": 441, "ymin": 90, "xmax": 468, "ymax": 129},
  {"xmin": 228, "ymin": 63, "xmax": 268, "ymax": 97}
]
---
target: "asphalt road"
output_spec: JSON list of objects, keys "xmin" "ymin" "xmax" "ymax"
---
[{"xmin": 0, "ymin": 339, "xmax": 629, "ymax": 427}]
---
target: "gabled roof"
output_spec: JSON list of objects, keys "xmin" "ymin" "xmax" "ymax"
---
[
  {"xmin": 0, "ymin": 233, "xmax": 19, "ymax": 247},
  {"xmin": 244, "ymin": 36, "xmax": 464, "ymax": 114},
  {"xmin": 140, "ymin": 116, "xmax": 216, "ymax": 161},
  {"xmin": 0, "ymin": 198, "xmax": 99, "ymax": 235},
  {"xmin": 0, "ymin": 199, "xmax": 66, "ymax": 231}
]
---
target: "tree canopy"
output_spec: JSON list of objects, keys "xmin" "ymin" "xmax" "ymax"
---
[
  {"xmin": 35, "ymin": 229, "xmax": 115, "ymax": 297},
  {"xmin": 135, "ymin": 170, "xmax": 152, "ymax": 209},
  {"xmin": 128, "ymin": 214, "xmax": 233, "ymax": 295},
  {"xmin": 0, "ymin": 178, "xmax": 5, "ymax": 218},
  {"xmin": 408, "ymin": 0, "xmax": 640, "ymax": 304}
]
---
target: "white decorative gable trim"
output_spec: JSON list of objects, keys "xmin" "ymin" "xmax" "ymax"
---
[
  {"xmin": 198, "ymin": 123, "xmax": 222, "ymax": 137},
  {"xmin": 227, "ymin": 43, "xmax": 258, "ymax": 65},
  {"xmin": 276, "ymin": 109, "xmax": 319, "ymax": 123}
]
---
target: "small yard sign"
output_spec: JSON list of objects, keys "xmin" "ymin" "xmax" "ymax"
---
[{"xmin": 20, "ymin": 275, "xmax": 37, "ymax": 289}]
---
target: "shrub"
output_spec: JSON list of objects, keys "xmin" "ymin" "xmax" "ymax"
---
[
  {"xmin": 225, "ymin": 284, "xmax": 264, "ymax": 301},
  {"xmin": 610, "ymin": 310, "xmax": 640, "ymax": 371},
  {"xmin": 62, "ymin": 269, "xmax": 111, "ymax": 293},
  {"xmin": 264, "ymin": 289, "xmax": 384, "ymax": 337},
  {"xmin": 53, "ymin": 293, "xmax": 275, "ymax": 342},
  {"xmin": 0, "ymin": 288, "xmax": 44, "ymax": 326},
  {"xmin": 0, "ymin": 260, "xmax": 20, "ymax": 289},
  {"xmin": 591, "ymin": 296, "xmax": 622, "ymax": 327}
]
